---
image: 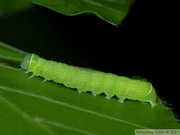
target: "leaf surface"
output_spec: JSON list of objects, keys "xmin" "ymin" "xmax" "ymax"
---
[
  {"xmin": 0, "ymin": 43, "xmax": 179, "ymax": 135},
  {"xmin": 0, "ymin": 0, "xmax": 30, "ymax": 14},
  {"xmin": 0, "ymin": 42, "xmax": 27, "ymax": 65},
  {"xmin": 32, "ymin": 0, "xmax": 135, "ymax": 26}
]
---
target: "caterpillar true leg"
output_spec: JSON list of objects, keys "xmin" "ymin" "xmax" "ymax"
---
[
  {"xmin": 23, "ymin": 71, "xmax": 29, "ymax": 74},
  {"xmin": 28, "ymin": 74, "xmax": 35, "ymax": 79}
]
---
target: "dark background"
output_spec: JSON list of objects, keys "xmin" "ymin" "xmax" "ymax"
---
[{"xmin": 0, "ymin": 0, "xmax": 179, "ymax": 119}]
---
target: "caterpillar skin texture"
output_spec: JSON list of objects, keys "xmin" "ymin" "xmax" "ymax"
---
[{"xmin": 21, "ymin": 54, "xmax": 157, "ymax": 107}]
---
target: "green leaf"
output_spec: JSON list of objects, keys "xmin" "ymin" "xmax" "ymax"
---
[
  {"xmin": 0, "ymin": 0, "xmax": 31, "ymax": 14},
  {"xmin": 31, "ymin": 0, "xmax": 135, "ymax": 26},
  {"xmin": 0, "ymin": 42, "xmax": 179, "ymax": 135},
  {"xmin": 0, "ymin": 42, "xmax": 27, "ymax": 65}
]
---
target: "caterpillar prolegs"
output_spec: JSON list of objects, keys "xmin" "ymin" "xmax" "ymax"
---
[{"xmin": 21, "ymin": 54, "xmax": 157, "ymax": 107}]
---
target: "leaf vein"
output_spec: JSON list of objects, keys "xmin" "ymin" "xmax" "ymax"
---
[{"xmin": 0, "ymin": 86, "xmax": 148, "ymax": 129}]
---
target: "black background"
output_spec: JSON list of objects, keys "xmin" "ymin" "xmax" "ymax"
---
[{"xmin": 0, "ymin": 0, "xmax": 179, "ymax": 119}]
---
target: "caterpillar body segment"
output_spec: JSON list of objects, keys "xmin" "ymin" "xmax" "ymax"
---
[{"xmin": 21, "ymin": 54, "xmax": 157, "ymax": 107}]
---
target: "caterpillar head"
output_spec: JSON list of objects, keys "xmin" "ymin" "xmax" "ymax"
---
[{"xmin": 21, "ymin": 54, "xmax": 32, "ymax": 70}]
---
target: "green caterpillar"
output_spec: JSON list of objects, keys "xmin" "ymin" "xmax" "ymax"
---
[{"xmin": 21, "ymin": 54, "xmax": 157, "ymax": 107}]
